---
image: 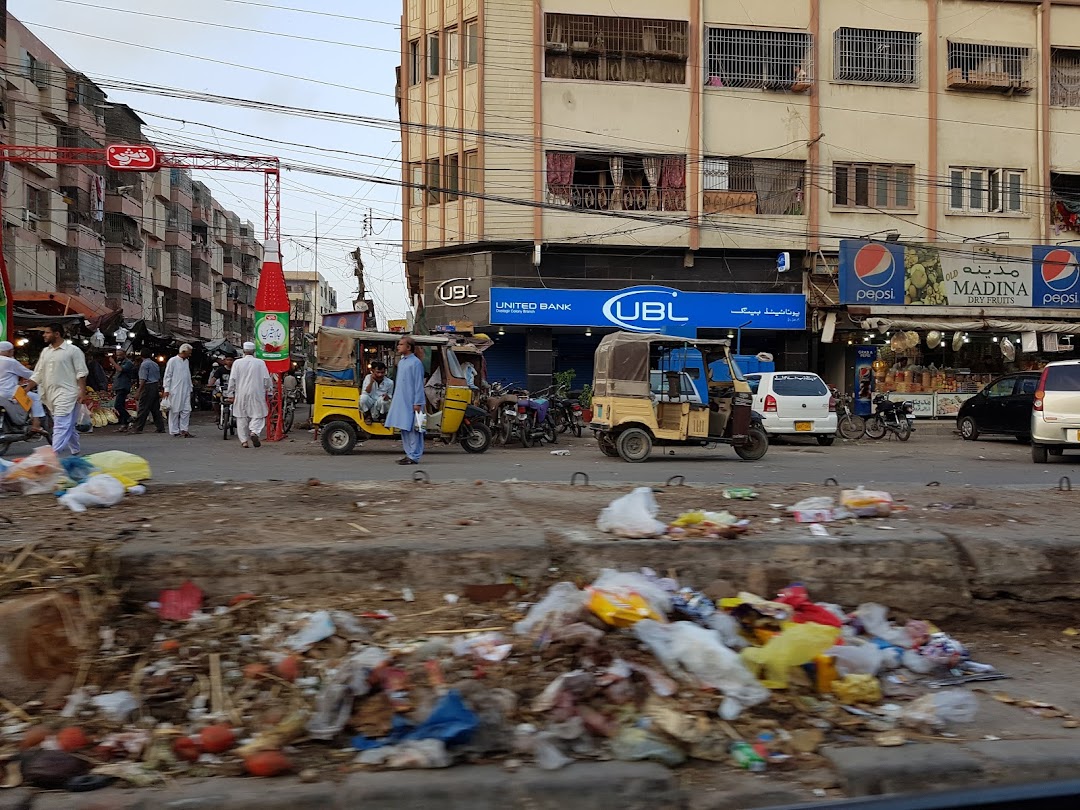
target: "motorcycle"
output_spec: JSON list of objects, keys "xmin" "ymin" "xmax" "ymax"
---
[
  {"xmin": 865, "ymin": 394, "xmax": 914, "ymax": 442},
  {"xmin": 0, "ymin": 393, "xmax": 51, "ymax": 456},
  {"xmin": 550, "ymin": 385, "xmax": 584, "ymax": 438},
  {"xmin": 517, "ymin": 388, "xmax": 557, "ymax": 448},
  {"xmin": 487, "ymin": 382, "xmax": 525, "ymax": 446}
]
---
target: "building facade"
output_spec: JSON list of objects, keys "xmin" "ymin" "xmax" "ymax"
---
[
  {"xmin": 0, "ymin": 11, "xmax": 262, "ymax": 343},
  {"xmin": 400, "ymin": 0, "xmax": 1080, "ymax": 391},
  {"xmin": 286, "ymin": 270, "xmax": 339, "ymax": 334}
]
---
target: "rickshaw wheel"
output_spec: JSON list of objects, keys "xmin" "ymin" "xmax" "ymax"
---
[
  {"xmin": 616, "ymin": 427, "xmax": 653, "ymax": 463},
  {"xmin": 461, "ymin": 423, "xmax": 492, "ymax": 454},
  {"xmin": 734, "ymin": 425, "xmax": 769, "ymax": 461},
  {"xmin": 320, "ymin": 421, "xmax": 358, "ymax": 455},
  {"xmin": 597, "ymin": 433, "xmax": 619, "ymax": 457}
]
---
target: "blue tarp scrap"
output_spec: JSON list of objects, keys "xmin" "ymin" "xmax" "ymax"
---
[{"xmin": 351, "ymin": 690, "xmax": 478, "ymax": 751}]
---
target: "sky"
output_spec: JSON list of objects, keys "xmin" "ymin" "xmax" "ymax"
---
[{"xmin": 11, "ymin": 0, "xmax": 410, "ymax": 324}]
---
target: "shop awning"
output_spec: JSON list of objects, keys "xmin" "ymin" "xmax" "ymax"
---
[
  {"xmin": 862, "ymin": 317, "xmax": 1080, "ymax": 335},
  {"xmin": 14, "ymin": 291, "xmax": 109, "ymax": 318}
]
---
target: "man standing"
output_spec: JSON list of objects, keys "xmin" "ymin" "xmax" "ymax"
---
[
  {"xmin": 112, "ymin": 349, "xmax": 135, "ymax": 432},
  {"xmin": 163, "ymin": 344, "xmax": 195, "ymax": 438},
  {"xmin": 31, "ymin": 322, "xmax": 88, "ymax": 456},
  {"xmin": 385, "ymin": 336, "xmax": 426, "ymax": 465},
  {"xmin": 0, "ymin": 341, "xmax": 44, "ymax": 433},
  {"xmin": 360, "ymin": 361, "xmax": 394, "ymax": 423},
  {"xmin": 132, "ymin": 349, "xmax": 165, "ymax": 434},
  {"xmin": 228, "ymin": 342, "xmax": 271, "ymax": 448}
]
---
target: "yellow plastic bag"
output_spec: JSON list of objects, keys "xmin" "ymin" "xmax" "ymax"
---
[
  {"xmin": 588, "ymin": 589, "xmax": 663, "ymax": 628},
  {"xmin": 740, "ymin": 621, "xmax": 841, "ymax": 689},
  {"xmin": 832, "ymin": 673, "xmax": 882, "ymax": 704},
  {"xmin": 85, "ymin": 451, "xmax": 152, "ymax": 488}
]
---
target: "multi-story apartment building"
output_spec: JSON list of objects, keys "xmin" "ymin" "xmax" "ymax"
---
[
  {"xmin": 0, "ymin": 11, "xmax": 262, "ymax": 345},
  {"xmin": 400, "ymin": 0, "xmax": 1080, "ymax": 390},
  {"xmin": 286, "ymin": 270, "xmax": 339, "ymax": 335}
]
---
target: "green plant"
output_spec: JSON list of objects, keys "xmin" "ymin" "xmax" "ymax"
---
[
  {"xmin": 578, "ymin": 384, "xmax": 593, "ymax": 409},
  {"xmin": 553, "ymin": 368, "xmax": 577, "ymax": 393}
]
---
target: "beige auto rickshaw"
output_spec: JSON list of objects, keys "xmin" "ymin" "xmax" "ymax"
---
[
  {"xmin": 589, "ymin": 332, "xmax": 769, "ymax": 463},
  {"xmin": 312, "ymin": 328, "xmax": 492, "ymax": 456}
]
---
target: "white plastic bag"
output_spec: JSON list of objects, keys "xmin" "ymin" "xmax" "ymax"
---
[
  {"xmin": 75, "ymin": 403, "xmax": 93, "ymax": 433},
  {"xmin": 901, "ymin": 691, "xmax": 978, "ymax": 730},
  {"xmin": 596, "ymin": 487, "xmax": 666, "ymax": 538},
  {"xmin": 589, "ymin": 569, "xmax": 672, "ymax": 619},
  {"xmin": 2, "ymin": 446, "xmax": 63, "ymax": 495},
  {"xmin": 633, "ymin": 620, "xmax": 769, "ymax": 720},
  {"xmin": 513, "ymin": 582, "xmax": 588, "ymax": 636},
  {"xmin": 826, "ymin": 643, "xmax": 885, "ymax": 677},
  {"xmin": 855, "ymin": 603, "xmax": 915, "ymax": 648},
  {"xmin": 414, "ymin": 411, "xmax": 427, "ymax": 432},
  {"xmin": 58, "ymin": 474, "xmax": 126, "ymax": 513}
]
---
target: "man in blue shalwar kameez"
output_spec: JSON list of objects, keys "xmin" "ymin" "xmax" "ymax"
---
[{"xmin": 385, "ymin": 336, "xmax": 427, "ymax": 465}]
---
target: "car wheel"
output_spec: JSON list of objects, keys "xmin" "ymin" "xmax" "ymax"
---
[
  {"xmin": 320, "ymin": 421, "xmax": 358, "ymax": 456},
  {"xmin": 1049, "ymin": 447, "xmax": 1064, "ymax": 457},
  {"xmin": 616, "ymin": 427, "xmax": 653, "ymax": 463},
  {"xmin": 958, "ymin": 416, "xmax": 980, "ymax": 441},
  {"xmin": 817, "ymin": 435, "xmax": 835, "ymax": 447},
  {"xmin": 1032, "ymin": 444, "xmax": 1050, "ymax": 464}
]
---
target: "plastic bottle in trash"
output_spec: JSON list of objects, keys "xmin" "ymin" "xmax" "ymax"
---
[{"xmin": 730, "ymin": 741, "xmax": 766, "ymax": 772}]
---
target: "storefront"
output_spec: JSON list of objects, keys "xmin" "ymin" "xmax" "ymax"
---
[
  {"xmin": 419, "ymin": 247, "xmax": 810, "ymax": 391},
  {"xmin": 828, "ymin": 240, "xmax": 1080, "ymax": 417}
]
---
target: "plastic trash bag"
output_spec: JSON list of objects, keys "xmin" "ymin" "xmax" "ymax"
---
[
  {"xmin": 60, "ymin": 455, "xmax": 96, "ymax": 485},
  {"xmin": 84, "ymin": 451, "xmax": 151, "ymax": 488},
  {"xmin": 855, "ymin": 603, "xmax": 916, "ymax": 648},
  {"xmin": 351, "ymin": 690, "xmax": 478, "ymax": 751},
  {"xmin": 827, "ymin": 643, "xmax": 885, "ymax": 677},
  {"xmin": 58, "ymin": 474, "xmax": 126, "ymax": 513},
  {"xmin": 633, "ymin": 620, "xmax": 769, "ymax": 720},
  {"xmin": 512, "ymin": 582, "xmax": 588, "ymax": 636},
  {"xmin": 355, "ymin": 739, "xmax": 450, "ymax": 769},
  {"xmin": 741, "ymin": 622, "xmax": 842, "ymax": 689},
  {"xmin": 610, "ymin": 727, "xmax": 686, "ymax": 767},
  {"xmin": 841, "ymin": 488, "xmax": 894, "ymax": 518},
  {"xmin": 596, "ymin": 487, "xmax": 666, "ymax": 538},
  {"xmin": 901, "ymin": 691, "xmax": 978, "ymax": 730},
  {"xmin": 75, "ymin": 403, "xmax": 93, "ymax": 433},
  {"xmin": 587, "ymin": 568, "xmax": 672, "ymax": 626},
  {"xmin": 2, "ymin": 446, "xmax": 63, "ymax": 495}
]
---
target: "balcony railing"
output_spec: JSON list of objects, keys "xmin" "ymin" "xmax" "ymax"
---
[{"xmin": 547, "ymin": 185, "xmax": 686, "ymax": 212}]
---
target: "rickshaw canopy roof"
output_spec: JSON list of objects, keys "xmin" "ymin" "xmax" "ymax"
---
[{"xmin": 593, "ymin": 332, "xmax": 733, "ymax": 399}]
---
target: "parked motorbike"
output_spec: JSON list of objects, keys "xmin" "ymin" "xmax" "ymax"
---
[
  {"xmin": 0, "ymin": 394, "xmax": 50, "ymax": 456},
  {"xmin": 487, "ymin": 382, "xmax": 524, "ymax": 446},
  {"xmin": 516, "ymin": 390, "xmax": 557, "ymax": 448},
  {"xmin": 865, "ymin": 394, "xmax": 914, "ymax": 442},
  {"xmin": 550, "ymin": 385, "xmax": 584, "ymax": 438}
]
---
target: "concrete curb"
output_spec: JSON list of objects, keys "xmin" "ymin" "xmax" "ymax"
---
[
  {"xmin": 24, "ymin": 763, "xmax": 682, "ymax": 810},
  {"xmin": 827, "ymin": 739, "xmax": 1080, "ymax": 797}
]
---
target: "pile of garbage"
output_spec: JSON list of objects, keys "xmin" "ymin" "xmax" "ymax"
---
[
  {"xmin": 0, "ymin": 448, "xmax": 150, "ymax": 511},
  {"xmin": 0, "ymin": 542, "xmax": 1010, "ymax": 792}
]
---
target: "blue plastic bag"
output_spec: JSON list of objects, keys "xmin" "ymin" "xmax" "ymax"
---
[
  {"xmin": 351, "ymin": 690, "xmax": 478, "ymax": 751},
  {"xmin": 60, "ymin": 455, "xmax": 97, "ymax": 484}
]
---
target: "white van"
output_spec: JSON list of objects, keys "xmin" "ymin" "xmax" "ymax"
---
[{"xmin": 746, "ymin": 372, "xmax": 837, "ymax": 446}]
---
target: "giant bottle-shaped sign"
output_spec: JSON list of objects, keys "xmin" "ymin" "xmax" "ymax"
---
[{"xmin": 254, "ymin": 241, "xmax": 290, "ymax": 373}]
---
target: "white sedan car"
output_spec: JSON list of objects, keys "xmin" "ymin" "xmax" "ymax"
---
[{"xmin": 746, "ymin": 372, "xmax": 837, "ymax": 446}]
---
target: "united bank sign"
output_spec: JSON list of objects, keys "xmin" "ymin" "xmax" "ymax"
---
[{"xmin": 489, "ymin": 285, "xmax": 806, "ymax": 336}]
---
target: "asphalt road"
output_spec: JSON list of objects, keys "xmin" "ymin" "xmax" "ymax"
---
[{"xmin": 24, "ymin": 409, "xmax": 1079, "ymax": 488}]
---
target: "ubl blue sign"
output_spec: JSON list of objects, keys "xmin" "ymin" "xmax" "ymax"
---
[{"xmin": 489, "ymin": 285, "xmax": 806, "ymax": 335}]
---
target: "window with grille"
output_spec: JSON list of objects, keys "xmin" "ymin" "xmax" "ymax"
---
[
  {"xmin": 833, "ymin": 163, "xmax": 915, "ymax": 211},
  {"xmin": 948, "ymin": 167, "xmax": 1024, "ymax": 214},
  {"xmin": 705, "ymin": 27, "xmax": 813, "ymax": 91},
  {"xmin": 545, "ymin": 153, "xmax": 687, "ymax": 212},
  {"xmin": 465, "ymin": 21, "xmax": 479, "ymax": 66},
  {"xmin": 544, "ymin": 14, "xmax": 689, "ymax": 84},
  {"xmin": 946, "ymin": 41, "xmax": 1033, "ymax": 93},
  {"xmin": 703, "ymin": 158, "xmax": 805, "ymax": 215},
  {"xmin": 445, "ymin": 154, "xmax": 460, "ymax": 202},
  {"xmin": 427, "ymin": 33, "xmax": 441, "ymax": 78},
  {"xmin": 834, "ymin": 28, "xmax": 919, "ymax": 85},
  {"xmin": 1051, "ymin": 48, "xmax": 1080, "ymax": 107}
]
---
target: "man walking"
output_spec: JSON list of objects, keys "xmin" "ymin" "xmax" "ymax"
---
[
  {"xmin": 31, "ymin": 322, "xmax": 88, "ymax": 456},
  {"xmin": 132, "ymin": 349, "xmax": 165, "ymax": 434},
  {"xmin": 163, "ymin": 344, "xmax": 195, "ymax": 438},
  {"xmin": 0, "ymin": 341, "xmax": 44, "ymax": 434},
  {"xmin": 228, "ymin": 342, "xmax": 271, "ymax": 448},
  {"xmin": 385, "ymin": 336, "xmax": 426, "ymax": 465},
  {"xmin": 112, "ymin": 349, "xmax": 135, "ymax": 432},
  {"xmin": 360, "ymin": 361, "xmax": 394, "ymax": 423}
]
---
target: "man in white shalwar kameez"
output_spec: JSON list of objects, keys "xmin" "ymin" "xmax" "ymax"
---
[
  {"xmin": 228, "ymin": 342, "xmax": 272, "ymax": 448},
  {"xmin": 163, "ymin": 344, "xmax": 195, "ymax": 438}
]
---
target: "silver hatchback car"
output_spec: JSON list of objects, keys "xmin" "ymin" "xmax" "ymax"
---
[{"xmin": 1031, "ymin": 360, "xmax": 1080, "ymax": 463}]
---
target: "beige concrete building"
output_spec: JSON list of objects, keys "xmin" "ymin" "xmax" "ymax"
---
[
  {"xmin": 400, "ymin": 0, "xmax": 1080, "ymax": 387},
  {"xmin": 285, "ymin": 270, "xmax": 339, "ymax": 335}
]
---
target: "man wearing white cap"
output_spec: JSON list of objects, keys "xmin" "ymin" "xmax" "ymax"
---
[
  {"xmin": 163, "ymin": 344, "xmax": 195, "ymax": 438},
  {"xmin": 0, "ymin": 341, "xmax": 44, "ymax": 434},
  {"xmin": 227, "ymin": 342, "xmax": 271, "ymax": 448}
]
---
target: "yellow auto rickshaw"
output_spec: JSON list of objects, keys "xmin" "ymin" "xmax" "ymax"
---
[
  {"xmin": 313, "ymin": 327, "xmax": 492, "ymax": 456},
  {"xmin": 589, "ymin": 332, "xmax": 769, "ymax": 463}
]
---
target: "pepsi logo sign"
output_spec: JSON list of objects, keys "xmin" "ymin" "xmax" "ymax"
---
[
  {"xmin": 1041, "ymin": 249, "xmax": 1080, "ymax": 293},
  {"xmin": 854, "ymin": 243, "xmax": 896, "ymax": 288}
]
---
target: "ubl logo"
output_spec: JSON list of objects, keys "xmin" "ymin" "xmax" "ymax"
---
[{"xmin": 602, "ymin": 289, "xmax": 689, "ymax": 332}]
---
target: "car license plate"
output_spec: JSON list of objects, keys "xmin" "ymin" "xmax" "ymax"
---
[{"xmin": 795, "ymin": 421, "xmax": 813, "ymax": 432}]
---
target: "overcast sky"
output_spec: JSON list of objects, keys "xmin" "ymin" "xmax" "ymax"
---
[{"xmin": 12, "ymin": 0, "xmax": 409, "ymax": 323}]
